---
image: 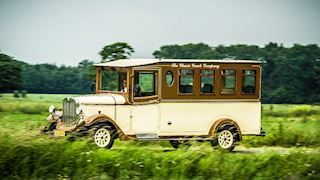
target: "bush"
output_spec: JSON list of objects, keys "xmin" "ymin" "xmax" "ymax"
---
[
  {"xmin": 289, "ymin": 106, "xmax": 319, "ymax": 116},
  {"xmin": 18, "ymin": 104, "xmax": 47, "ymax": 114},
  {"xmin": 263, "ymin": 105, "xmax": 320, "ymax": 117},
  {"xmin": 13, "ymin": 90, "xmax": 20, "ymax": 98},
  {"xmin": 21, "ymin": 90, "xmax": 27, "ymax": 98}
]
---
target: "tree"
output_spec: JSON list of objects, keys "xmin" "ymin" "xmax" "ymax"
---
[
  {"xmin": 153, "ymin": 42, "xmax": 320, "ymax": 104},
  {"xmin": 153, "ymin": 43, "xmax": 219, "ymax": 59},
  {"xmin": 0, "ymin": 53, "xmax": 24, "ymax": 92},
  {"xmin": 99, "ymin": 42, "xmax": 134, "ymax": 62}
]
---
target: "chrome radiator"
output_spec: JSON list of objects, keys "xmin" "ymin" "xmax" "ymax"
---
[{"xmin": 62, "ymin": 98, "xmax": 78, "ymax": 126}]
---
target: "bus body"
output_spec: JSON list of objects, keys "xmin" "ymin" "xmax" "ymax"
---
[{"xmin": 47, "ymin": 59, "xmax": 264, "ymax": 150}]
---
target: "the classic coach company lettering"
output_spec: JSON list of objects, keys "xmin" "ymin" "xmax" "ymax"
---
[
  {"xmin": 192, "ymin": 63, "xmax": 202, "ymax": 68},
  {"xmin": 203, "ymin": 64, "xmax": 220, "ymax": 69},
  {"xmin": 179, "ymin": 63, "xmax": 191, "ymax": 68},
  {"xmin": 171, "ymin": 63, "xmax": 178, "ymax": 67},
  {"xmin": 171, "ymin": 63, "xmax": 219, "ymax": 69}
]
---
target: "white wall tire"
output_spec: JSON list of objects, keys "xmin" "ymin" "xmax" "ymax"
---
[{"xmin": 93, "ymin": 125, "xmax": 115, "ymax": 149}]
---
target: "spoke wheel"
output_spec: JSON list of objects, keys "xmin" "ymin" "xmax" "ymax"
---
[
  {"xmin": 218, "ymin": 130, "xmax": 234, "ymax": 149},
  {"xmin": 92, "ymin": 125, "xmax": 116, "ymax": 149},
  {"xmin": 94, "ymin": 128, "xmax": 111, "ymax": 147},
  {"xmin": 211, "ymin": 124, "xmax": 239, "ymax": 151}
]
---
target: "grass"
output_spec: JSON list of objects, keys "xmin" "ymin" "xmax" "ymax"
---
[
  {"xmin": 0, "ymin": 137, "xmax": 319, "ymax": 179},
  {"xmin": 242, "ymin": 104, "xmax": 320, "ymax": 147},
  {"xmin": 0, "ymin": 93, "xmax": 320, "ymax": 179}
]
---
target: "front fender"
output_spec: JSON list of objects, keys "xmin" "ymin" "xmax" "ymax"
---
[{"xmin": 82, "ymin": 114, "xmax": 130, "ymax": 140}]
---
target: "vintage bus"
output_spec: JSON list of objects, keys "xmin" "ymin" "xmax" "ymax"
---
[{"xmin": 46, "ymin": 59, "xmax": 265, "ymax": 151}]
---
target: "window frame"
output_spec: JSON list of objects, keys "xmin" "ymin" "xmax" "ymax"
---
[
  {"xmin": 199, "ymin": 69, "xmax": 215, "ymax": 95},
  {"xmin": 220, "ymin": 69, "xmax": 237, "ymax": 95},
  {"xmin": 96, "ymin": 67, "xmax": 129, "ymax": 94},
  {"xmin": 178, "ymin": 68, "xmax": 194, "ymax": 95},
  {"xmin": 241, "ymin": 68, "xmax": 257, "ymax": 95},
  {"xmin": 132, "ymin": 68, "xmax": 160, "ymax": 103},
  {"xmin": 165, "ymin": 70, "xmax": 174, "ymax": 87}
]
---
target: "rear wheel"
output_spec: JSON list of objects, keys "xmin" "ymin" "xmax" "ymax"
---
[
  {"xmin": 212, "ymin": 125, "xmax": 239, "ymax": 151},
  {"xmin": 92, "ymin": 125, "xmax": 116, "ymax": 149},
  {"xmin": 217, "ymin": 130, "xmax": 235, "ymax": 150}
]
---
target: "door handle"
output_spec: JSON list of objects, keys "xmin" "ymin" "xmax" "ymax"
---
[{"xmin": 167, "ymin": 121, "xmax": 172, "ymax": 125}]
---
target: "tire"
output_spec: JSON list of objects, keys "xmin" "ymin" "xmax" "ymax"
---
[
  {"xmin": 92, "ymin": 124, "xmax": 116, "ymax": 149},
  {"xmin": 212, "ymin": 125, "xmax": 239, "ymax": 151},
  {"xmin": 48, "ymin": 122, "xmax": 57, "ymax": 131},
  {"xmin": 41, "ymin": 122, "xmax": 57, "ymax": 134},
  {"xmin": 169, "ymin": 140, "xmax": 191, "ymax": 149}
]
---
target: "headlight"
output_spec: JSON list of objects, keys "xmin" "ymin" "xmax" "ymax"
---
[
  {"xmin": 49, "ymin": 105, "xmax": 56, "ymax": 113},
  {"xmin": 76, "ymin": 107, "xmax": 83, "ymax": 115}
]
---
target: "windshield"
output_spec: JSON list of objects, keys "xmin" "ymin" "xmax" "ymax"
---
[{"xmin": 100, "ymin": 69, "xmax": 127, "ymax": 92}]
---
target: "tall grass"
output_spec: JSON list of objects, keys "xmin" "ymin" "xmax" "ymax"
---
[
  {"xmin": 0, "ymin": 103, "xmax": 48, "ymax": 114},
  {"xmin": 263, "ymin": 105, "xmax": 320, "ymax": 117},
  {"xmin": 243, "ymin": 104, "xmax": 320, "ymax": 147},
  {"xmin": 0, "ymin": 136, "xmax": 319, "ymax": 179},
  {"xmin": 1, "ymin": 94, "xmax": 320, "ymax": 179}
]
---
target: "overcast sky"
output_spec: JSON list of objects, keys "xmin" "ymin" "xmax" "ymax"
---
[{"xmin": 0, "ymin": 0, "xmax": 319, "ymax": 66}]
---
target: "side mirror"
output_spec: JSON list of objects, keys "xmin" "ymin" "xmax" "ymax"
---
[{"xmin": 90, "ymin": 82, "xmax": 96, "ymax": 93}]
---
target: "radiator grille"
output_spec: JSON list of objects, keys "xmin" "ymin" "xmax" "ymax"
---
[{"xmin": 62, "ymin": 98, "xmax": 78, "ymax": 126}]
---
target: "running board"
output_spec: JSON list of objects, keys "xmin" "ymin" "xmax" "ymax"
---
[
  {"xmin": 136, "ymin": 133, "xmax": 158, "ymax": 139},
  {"xmin": 137, "ymin": 137, "xmax": 214, "ymax": 141}
]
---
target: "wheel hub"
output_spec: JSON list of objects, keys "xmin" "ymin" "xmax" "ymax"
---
[
  {"xmin": 218, "ymin": 130, "xmax": 234, "ymax": 149},
  {"xmin": 94, "ymin": 128, "xmax": 111, "ymax": 147}
]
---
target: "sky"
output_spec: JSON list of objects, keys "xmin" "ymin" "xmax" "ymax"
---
[{"xmin": 0, "ymin": 0, "xmax": 319, "ymax": 66}]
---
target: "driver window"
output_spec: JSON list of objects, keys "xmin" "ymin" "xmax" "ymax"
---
[{"xmin": 134, "ymin": 71, "xmax": 156, "ymax": 97}]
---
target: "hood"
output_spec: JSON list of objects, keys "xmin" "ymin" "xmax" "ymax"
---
[{"xmin": 74, "ymin": 94, "xmax": 127, "ymax": 105}]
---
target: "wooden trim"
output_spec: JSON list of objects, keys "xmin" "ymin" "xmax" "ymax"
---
[
  {"xmin": 240, "ymin": 68, "xmax": 258, "ymax": 95},
  {"xmin": 164, "ymin": 70, "xmax": 175, "ymax": 87},
  {"xmin": 95, "ymin": 68, "xmax": 100, "ymax": 93},
  {"xmin": 177, "ymin": 68, "xmax": 195, "ymax": 95},
  {"xmin": 96, "ymin": 90, "xmax": 127, "ymax": 94},
  {"xmin": 160, "ymin": 99, "xmax": 260, "ymax": 103},
  {"xmin": 220, "ymin": 69, "xmax": 237, "ymax": 95},
  {"xmin": 133, "ymin": 95, "xmax": 159, "ymax": 102},
  {"xmin": 199, "ymin": 68, "xmax": 216, "ymax": 95},
  {"xmin": 94, "ymin": 62, "xmax": 261, "ymax": 101}
]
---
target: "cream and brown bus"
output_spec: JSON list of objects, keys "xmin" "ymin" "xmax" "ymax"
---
[{"xmin": 46, "ymin": 59, "xmax": 264, "ymax": 151}]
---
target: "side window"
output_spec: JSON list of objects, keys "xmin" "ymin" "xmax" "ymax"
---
[
  {"xmin": 134, "ymin": 71, "xmax": 156, "ymax": 97},
  {"xmin": 165, "ymin": 71, "xmax": 174, "ymax": 86},
  {"xmin": 179, "ymin": 69, "xmax": 194, "ymax": 94},
  {"xmin": 242, "ymin": 70, "xmax": 256, "ymax": 94},
  {"xmin": 221, "ymin": 70, "xmax": 236, "ymax": 94},
  {"xmin": 200, "ymin": 70, "xmax": 215, "ymax": 94}
]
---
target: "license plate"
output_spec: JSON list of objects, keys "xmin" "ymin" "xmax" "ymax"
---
[{"xmin": 54, "ymin": 130, "xmax": 65, "ymax": 137}]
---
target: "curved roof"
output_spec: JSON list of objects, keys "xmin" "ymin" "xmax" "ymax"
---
[{"xmin": 94, "ymin": 58, "xmax": 262, "ymax": 67}]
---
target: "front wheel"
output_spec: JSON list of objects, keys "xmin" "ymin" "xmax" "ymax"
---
[{"xmin": 93, "ymin": 125, "xmax": 116, "ymax": 149}]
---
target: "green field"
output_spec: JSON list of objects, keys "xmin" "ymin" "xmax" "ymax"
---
[{"xmin": 0, "ymin": 94, "xmax": 319, "ymax": 179}]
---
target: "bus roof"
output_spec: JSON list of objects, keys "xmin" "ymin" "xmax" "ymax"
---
[{"xmin": 94, "ymin": 58, "xmax": 262, "ymax": 67}]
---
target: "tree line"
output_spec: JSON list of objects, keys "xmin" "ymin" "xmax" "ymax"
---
[{"xmin": 1, "ymin": 42, "xmax": 320, "ymax": 104}]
